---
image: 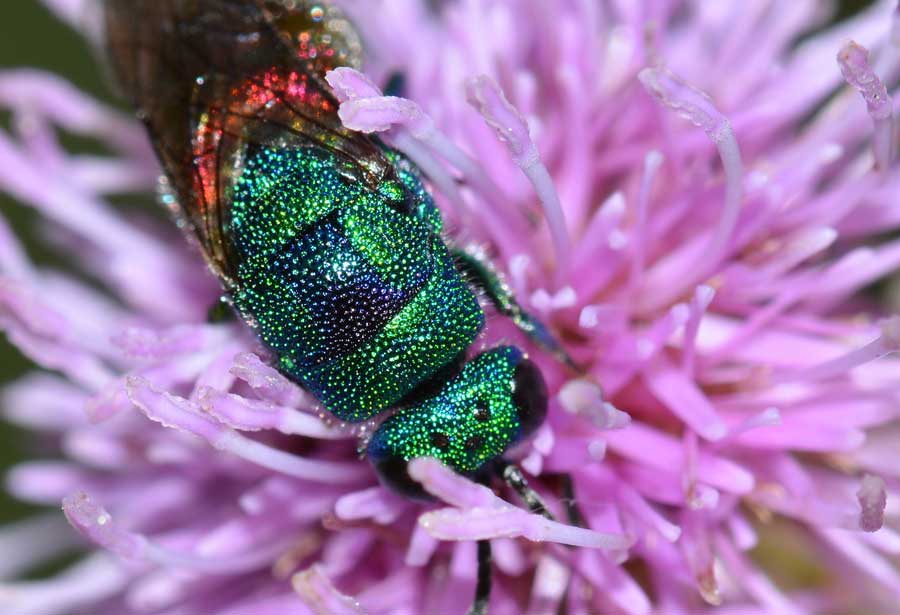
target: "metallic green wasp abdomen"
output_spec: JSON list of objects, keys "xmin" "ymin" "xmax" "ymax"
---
[{"xmin": 230, "ymin": 145, "xmax": 484, "ymax": 421}]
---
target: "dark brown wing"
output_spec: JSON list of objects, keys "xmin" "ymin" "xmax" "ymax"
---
[{"xmin": 104, "ymin": 0, "xmax": 393, "ymax": 284}]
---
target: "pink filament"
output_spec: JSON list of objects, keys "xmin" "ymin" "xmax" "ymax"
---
[
  {"xmin": 638, "ymin": 66, "xmax": 744, "ymax": 310},
  {"xmin": 466, "ymin": 75, "xmax": 571, "ymax": 270},
  {"xmin": 837, "ymin": 40, "xmax": 894, "ymax": 173}
]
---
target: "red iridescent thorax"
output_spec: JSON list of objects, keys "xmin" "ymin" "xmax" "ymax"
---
[
  {"xmin": 296, "ymin": 27, "xmax": 339, "ymax": 64},
  {"xmin": 191, "ymin": 7, "xmax": 349, "ymax": 221},
  {"xmin": 184, "ymin": 14, "xmax": 371, "ymax": 284},
  {"xmin": 105, "ymin": 0, "xmax": 367, "ymax": 282},
  {"xmin": 191, "ymin": 67, "xmax": 335, "ymax": 228}
]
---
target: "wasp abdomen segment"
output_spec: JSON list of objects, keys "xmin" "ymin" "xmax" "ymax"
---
[{"xmin": 230, "ymin": 145, "xmax": 484, "ymax": 422}]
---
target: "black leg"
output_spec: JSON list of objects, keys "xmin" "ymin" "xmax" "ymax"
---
[
  {"xmin": 466, "ymin": 540, "xmax": 492, "ymax": 615},
  {"xmin": 450, "ymin": 245, "xmax": 579, "ymax": 371},
  {"xmin": 497, "ymin": 466, "xmax": 586, "ymax": 614},
  {"xmin": 555, "ymin": 473, "xmax": 583, "ymax": 615},
  {"xmin": 500, "ymin": 462, "xmax": 555, "ymax": 521},
  {"xmin": 496, "ymin": 465, "xmax": 586, "ymax": 615},
  {"xmin": 558, "ymin": 473, "xmax": 584, "ymax": 527}
]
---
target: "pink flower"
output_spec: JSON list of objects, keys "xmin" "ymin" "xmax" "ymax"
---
[{"xmin": 2, "ymin": 0, "xmax": 900, "ymax": 613}]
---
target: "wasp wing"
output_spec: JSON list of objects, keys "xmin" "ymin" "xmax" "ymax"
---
[{"xmin": 104, "ymin": 0, "xmax": 394, "ymax": 283}]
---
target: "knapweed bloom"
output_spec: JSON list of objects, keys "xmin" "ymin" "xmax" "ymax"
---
[{"xmin": 2, "ymin": 0, "xmax": 900, "ymax": 613}]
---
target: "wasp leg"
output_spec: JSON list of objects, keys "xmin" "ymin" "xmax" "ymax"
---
[
  {"xmin": 499, "ymin": 461, "xmax": 555, "ymax": 521},
  {"xmin": 451, "ymin": 245, "xmax": 577, "ymax": 370},
  {"xmin": 558, "ymin": 473, "xmax": 584, "ymax": 527},
  {"xmin": 466, "ymin": 540, "xmax": 493, "ymax": 615},
  {"xmin": 500, "ymin": 465, "xmax": 591, "ymax": 614},
  {"xmin": 499, "ymin": 465, "xmax": 587, "ymax": 614},
  {"xmin": 553, "ymin": 473, "xmax": 584, "ymax": 614}
]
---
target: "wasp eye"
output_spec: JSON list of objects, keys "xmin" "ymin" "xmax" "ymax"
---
[
  {"xmin": 431, "ymin": 432, "xmax": 450, "ymax": 449},
  {"xmin": 512, "ymin": 359, "xmax": 547, "ymax": 437}
]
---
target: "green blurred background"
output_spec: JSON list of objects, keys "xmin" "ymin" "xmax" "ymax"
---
[
  {"xmin": 0, "ymin": 0, "xmax": 881, "ymax": 525},
  {"xmin": 0, "ymin": 2, "xmax": 115, "ymax": 525}
]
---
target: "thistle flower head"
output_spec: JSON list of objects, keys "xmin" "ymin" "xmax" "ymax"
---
[{"xmin": 3, "ymin": 1, "xmax": 900, "ymax": 613}]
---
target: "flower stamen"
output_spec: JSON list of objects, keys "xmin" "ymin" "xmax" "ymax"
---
[
  {"xmin": 196, "ymin": 386, "xmax": 348, "ymax": 439},
  {"xmin": 409, "ymin": 458, "xmax": 632, "ymax": 549},
  {"xmin": 558, "ymin": 379, "xmax": 632, "ymax": 430},
  {"xmin": 857, "ymin": 474, "xmax": 887, "ymax": 532},
  {"xmin": 292, "ymin": 565, "xmax": 365, "ymax": 615},
  {"xmin": 63, "ymin": 491, "xmax": 290, "ymax": 573},
  {"xmin": 775, "ymin": 316, "xmax": 900, "ymax": 383},
  {"xmin": 837, "ymin": 40, "xmax": 894, "ymax": 173},
  {"xmin": 466, "ymin": 75, "xmax": 571, "ymax": 270},
  {"xmin": 629, "ymin": 151, "xmax": 663, "ymax": 297},
  {"xmin": 638, "ymin": 66, "xmax": 744, "ymax": 310},
  {"xmin": 126, "ymin": 377, "xmax": 365, "ymax": 483}
]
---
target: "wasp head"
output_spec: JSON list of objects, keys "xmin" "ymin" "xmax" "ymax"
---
[{"xmin": 367, "ymin": 346, "xmax": 547, "ymax": 497}]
